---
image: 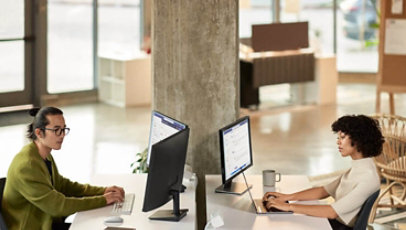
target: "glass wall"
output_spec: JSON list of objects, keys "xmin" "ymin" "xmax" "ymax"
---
[
  {"xmin": 0, "ymin": 42, "xmax": 24, "ymax": 93},
  {"xmin": 98, "ymin": 0, "xmax": 141, "ymax": 58},
  {"xmin": 240, "ymin": 0, "xmax": 379, "ymax": 73},
  {"xmin": 47, "ymin": 0, "xmax": 94, "ymax": 93},
  {"xmin": 336, "ymin": 0, "xmax": 378, "ymax": 72},
  {"xmin": 47, "ymin": 0, "xmax": 142, "ymax": 94},
  {"xmin": 239, "ymin": 0, "xmax": 273, "ymax": 39},
  {"xmin": 0, "ymin": 0, "xmax": 24, "ymax": 38},
  {"xmin": 280, "ymin": 0, "xmax": 334, "ymax": 55},
  {"xmin": 0, "ymin": 0, "xmax": 24, "ymax": 93}
]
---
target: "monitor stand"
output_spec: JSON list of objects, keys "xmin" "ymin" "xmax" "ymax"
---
[
  {"xmin": 215, "ymin": 180, "xmax": 252, "ymax": 195},
  {"xmin": 149, "ymin": 190, "xmax": 188, "ymax": 222}
]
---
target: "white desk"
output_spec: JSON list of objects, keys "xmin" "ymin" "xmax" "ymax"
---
[
  {"xmin": 70, "ymin": 174, "xmax": 196, "ymax": 230},
  {"xmin": 205, "ymin": 174, "xmax": 332, "ymax": 230}
]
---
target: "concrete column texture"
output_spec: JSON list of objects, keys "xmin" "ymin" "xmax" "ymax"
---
[{"xmin": 152, "ymin": 0, "xmax": 239, "ymax": 229}]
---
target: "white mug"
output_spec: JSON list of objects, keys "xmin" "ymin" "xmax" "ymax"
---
[{"xmin": 262, "ymin": 170, "xmax": 281, "ymax": 187}]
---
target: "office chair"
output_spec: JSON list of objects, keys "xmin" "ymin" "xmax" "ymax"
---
[
  {"xmin": 369, "ymin": 115, "xmax": 406, "ymax": 221},
  {"xmin": 0, "ymin": 177, "xmax": 8, "ymax": 230},
  {"xmin": 353, "ymin": 190, "xmax": 380, "ymax": 230},
  {"xmin": 0, "ymin": 178, "xmax": 4, "ymax": 203}
]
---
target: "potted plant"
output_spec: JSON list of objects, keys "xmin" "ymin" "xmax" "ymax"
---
[{"xmin": 131, "ymin": 148, "xmax": 149, "ymax": 173}]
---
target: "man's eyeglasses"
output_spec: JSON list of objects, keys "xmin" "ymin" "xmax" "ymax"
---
[{"xmin": 43, "ymin": 127, "xmax": 70, "ymax": 136}]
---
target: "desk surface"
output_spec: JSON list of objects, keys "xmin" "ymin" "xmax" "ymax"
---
[
  {"xmin": 205, "ymin": 174, "xmax": 332, "ymax": 230},
  {"xmin": 69, "ymin": 174, "xmax": 196, "ymax": 230}
]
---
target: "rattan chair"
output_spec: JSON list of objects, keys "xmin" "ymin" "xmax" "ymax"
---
[{"xmin": 369, "ymin": 114, "xmax": 406, "ymax": 222}]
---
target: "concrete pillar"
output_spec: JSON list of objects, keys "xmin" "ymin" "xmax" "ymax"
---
[
  {"xmin": 141, "ymin": 0, "xmax": 152, "ymax": 48},
  {"xmin": 152, "ymin": 0, "xmax": 239, "ymax": 229}
]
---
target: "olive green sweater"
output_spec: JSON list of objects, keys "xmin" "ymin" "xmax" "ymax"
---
[{"xmin": 1, "ymin": 142, "xmax": 107, "ymax": 230}]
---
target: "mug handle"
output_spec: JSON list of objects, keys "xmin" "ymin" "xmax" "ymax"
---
[{"xmin": 276, "ymin": 173, "xmax": 281, "ymax": 182}]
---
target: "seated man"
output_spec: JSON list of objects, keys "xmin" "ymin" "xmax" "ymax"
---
[{"xmin": 1, "ymin": 107, "xmax": 125, "ymax": 230}]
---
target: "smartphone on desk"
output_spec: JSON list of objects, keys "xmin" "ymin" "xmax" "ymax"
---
[{"xmin": 104, "ymin": 227, "xmax": 136, "ymax": 230}]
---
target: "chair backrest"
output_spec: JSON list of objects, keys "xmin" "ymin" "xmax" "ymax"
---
[
  {"xmin": 0, "ymin": 177, "xmax": 8, "ymax": 230},
  {"xmin": 370, "ymin": 114, "xmax": 406, "ymax": 181},
  {"xmin": 0, "ymin": 178, "xmax": 5, "ymax": 203},
  {"xmin": 0, "ymin": 212, "xmax": 6, "ymax": 230},
  {"xmin": 354, "ymin": 190, "xmax": 380, "ymax": 230}
]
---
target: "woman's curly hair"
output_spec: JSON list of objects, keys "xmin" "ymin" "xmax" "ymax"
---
[{"xmin": 331, "ymin": 115, "xmax": 385, "ymax": 157}]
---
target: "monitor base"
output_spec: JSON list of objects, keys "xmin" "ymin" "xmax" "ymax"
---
[
  {"xmin": 215, "ymin": 182, "xmax": 252, "ymax": 195},
  {"xmin": 148, "ymin": 209, "xmax": 189, "ymax": 222}
]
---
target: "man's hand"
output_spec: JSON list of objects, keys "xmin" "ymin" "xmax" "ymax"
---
[
  {"xmin": 105, "ymin": 186, "xmax": 125, "ymax": 196},
  {"xmin": 104, "ymin": 186, "xmax": 125, "ymax": 204}
]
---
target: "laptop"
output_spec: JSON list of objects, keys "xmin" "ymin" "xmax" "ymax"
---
[{"xmin": 242, "ymin": 174, "xmax": 292, "ymax": 214}]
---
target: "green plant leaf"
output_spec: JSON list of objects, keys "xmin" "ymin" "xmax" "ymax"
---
[{"xmin": 131, "ymin": 147, "xmax": 149, "ymax": 174}]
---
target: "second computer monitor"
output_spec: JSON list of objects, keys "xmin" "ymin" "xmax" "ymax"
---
[
  {"xmin": 147, "ymin": 110, "xmax": 187, "ymax": 165},
  {"xmin": 142, "ymin": 128, "xmax": 190, "ymax": 221},
  {"xmin": 215, "ymin": 116, "xmax": 253, "ymax": 195}
]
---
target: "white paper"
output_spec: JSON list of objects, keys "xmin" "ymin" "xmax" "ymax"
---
[
  {"xmin": 384, "ymin": 19, "xmax": 406, "ymax": 55},
  {"xmin": 211, "ymin": 215, "xmax": 224, "ymax": 228},
  {"xmin": 392, "ymin": 0, "xmax": 403, "ymax": 14},
  {"xmin": 204, "ymin": 212, "xmax": 224, "ymax": 230}
]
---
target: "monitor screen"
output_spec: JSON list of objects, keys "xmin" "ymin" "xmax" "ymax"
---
[
  {"xmin": 142, "ymin": 128, "xmax": 190, "ymax": 221},
  {"xmin": 219, "ymin": 116, "xmax": 253, "ymax": 185},
  {"xmin": 147, "ymin": 111, "xmax": 187, "ymax": 165}
]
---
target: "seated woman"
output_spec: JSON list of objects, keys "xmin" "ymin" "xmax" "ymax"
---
[
  {"xmin": 1, "ymin": 107, "xmax": 125, "ymax": 230},
  {"xmin": 263, "ymin": 115, "xmax": 384, "ymax": 229}
]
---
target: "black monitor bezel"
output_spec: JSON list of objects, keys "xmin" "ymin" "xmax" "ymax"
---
[{"xmin": 219, "ymin": 116, "xmax": 253, "ymax": 185}]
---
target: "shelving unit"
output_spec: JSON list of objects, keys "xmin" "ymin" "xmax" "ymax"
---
[{"xmin": 98, "ymin": 53, "xmax": 151, "ymax": 107}]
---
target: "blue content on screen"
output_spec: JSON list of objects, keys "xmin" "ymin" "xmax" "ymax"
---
[
  {"xmin": 155, "ymin": 113, "xmax": 185, "ymax": 130},
  {"xmin": 223, "ymin": 119, "xmax": 248, "ymax": 135},
  {"xmin": 230, "ymin": 163, "xmax": 247, "ymax": 176}
]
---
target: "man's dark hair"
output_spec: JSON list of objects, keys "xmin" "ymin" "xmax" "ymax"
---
[
  {"xmin": 332, "ymin": 115, "xmax": 384, "ymax": 157},
  {"xmin": 27, "ymin": 107, "xmax": 63, "ymax": 140}
]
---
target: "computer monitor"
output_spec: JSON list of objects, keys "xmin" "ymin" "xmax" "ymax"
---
[
  {"xmin": 147, "ymin": 110, "xmax": 187, "ymax": 165},
  {"xmin": 215, "ymin": 116, "xmax": 253, "ymax": 195},
  {"xmin": 142, "ymin": 127, "xmax": 190, "ymax": 221}
]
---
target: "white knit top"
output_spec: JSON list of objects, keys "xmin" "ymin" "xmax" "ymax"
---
[{"xmin": 323, "ymin": 158, "xmax": 380, "ymax": 226}]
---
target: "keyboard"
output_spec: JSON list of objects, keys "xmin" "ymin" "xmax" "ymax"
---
[{"xmin": 111, "ymin": 193, "xmax": 135, "ymax": 215}]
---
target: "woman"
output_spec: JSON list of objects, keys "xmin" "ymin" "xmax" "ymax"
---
[
  {"xmin": 263, "ymin": 115, "xmax": 384, "ymax": 229},
  {"xmin": 1, "ymin": 107, "xmax": 125, "ymax": 230}
]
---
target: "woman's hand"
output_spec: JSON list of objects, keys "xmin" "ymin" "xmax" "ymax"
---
[
  {"xmin": 263, "ymin": 192, "xmax": 290, "ymax": 202},
  {"xmin": 104, "ymin": 186, "xmax": 125, "ymax": 204},
  {"xmin": 264, "ymin": 197, "xmax": 291, "ymax": 212}
]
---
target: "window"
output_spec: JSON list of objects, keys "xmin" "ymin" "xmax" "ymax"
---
[
  {"xmin": 98, "ymin": 0, "xmax": 141, "ymax": 57},
  {"xmin": 336, "ymin": 0, "xmax": 378, "ymax": 72},
  {"xmin": 0, "ymin": 42, "xmax": 24, "ymax": 93},
  {"xmin": 280, "ymin": 0, "xmax": 334, "ymax": 55},
  {"xmin": 0, "ymin": 0, "xmax": 24, "ymax": 93},
  {"xmin": 47, "ymin": 0, "xmax": 94, "ymax": 93},
  {"xmin": 240, "ymin": 0, "xmax": 379, "ymax": 73},
  {"xmin": 239, "ymin": 0, "xmax": 273, "ymax": 39}
]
